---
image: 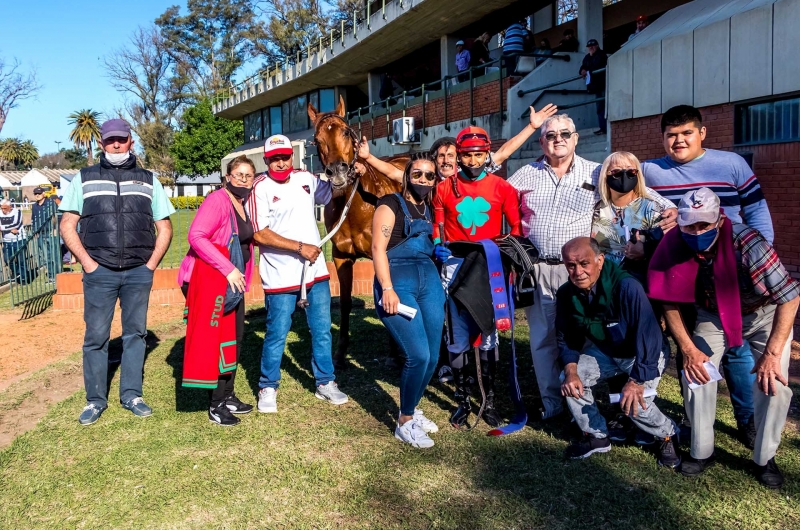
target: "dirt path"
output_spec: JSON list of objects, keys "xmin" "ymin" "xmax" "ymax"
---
[
  {"xmin": 0, "ymin": 305, "xmax": 188, "ymax": 449},
  {"xmin": 0, "ymin": 303, "xmax": 183, "ymax": 391}
]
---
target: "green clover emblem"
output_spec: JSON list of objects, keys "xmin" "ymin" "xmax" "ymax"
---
[{"xmin": 456, "ymin": 196, "xmax": 491, "ymax": 236}]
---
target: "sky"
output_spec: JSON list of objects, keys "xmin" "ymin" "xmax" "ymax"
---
[{"xmin": 1, "ymin": 0, "xmax": 186, "ymax": 155}]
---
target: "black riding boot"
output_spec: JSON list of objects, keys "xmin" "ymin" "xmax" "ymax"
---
[
  {"xmin": 480, "ymin": 356, "xmax": 503, "ymax": 428},
  {"xmin": 450, "ymin": 368, "xmax": 472, "ymax": 428}
]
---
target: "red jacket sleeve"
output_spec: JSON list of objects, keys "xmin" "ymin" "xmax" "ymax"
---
[
  {"xmin": 432, "ymin": 182, "xmax": 447, "ymax": 243},
  {"xmin": 502, "ymin": 182, "xmax": 522, "ymax": 236}
]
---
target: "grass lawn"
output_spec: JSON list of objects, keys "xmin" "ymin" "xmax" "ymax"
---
[{"xmin": 1, "ymin": 298, "xmax": 799, "ymax": 528}]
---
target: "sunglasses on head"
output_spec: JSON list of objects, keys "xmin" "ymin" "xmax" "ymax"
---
[
  {"xmin": 461, "ymin": 132, "xmax": 489, "ymax": 142},
  {"xmin": 544, "ymin": 131, "xmax": 575, "ymax": 142},
  {"xmin": 608, "ymin": 168, "xmax": 639, "ymax": 179},
  {"xmin": 410, "ymin": 170, "xmax": 436, "ymax": 182}
]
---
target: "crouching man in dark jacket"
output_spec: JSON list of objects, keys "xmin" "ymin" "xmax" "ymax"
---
[{"xmin": 556, "ymin": 237, "xmax": 680, "ymax": 467}]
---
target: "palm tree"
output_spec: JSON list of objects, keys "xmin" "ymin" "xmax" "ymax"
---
[
  {"xmin": 0, "ymin": 138, "xmax": 22, "ymax": 169},
  {"xmin": 18, "ymin": 140, "xmax": 38, "ymax": 168},
  {"xmin": 68, "ymin": 109, "xmax": 102, "ymax": 165}
]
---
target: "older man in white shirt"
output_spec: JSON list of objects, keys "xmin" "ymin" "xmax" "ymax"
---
[{"xmin": 508, "ymin": 114, "xmax": 677, "ymax": 419}]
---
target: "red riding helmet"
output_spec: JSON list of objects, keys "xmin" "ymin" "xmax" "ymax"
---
[{"xmin": 456, "ymin": 126, "xmax": 491, "ymax": 153}]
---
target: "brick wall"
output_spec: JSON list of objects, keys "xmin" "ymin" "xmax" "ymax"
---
[
  {"xmin": 53, "ymin": 262, "xmax": 377, "ymax": 310},
  {"xmin": 612, "ymin": 103, "xmax": 800, "ymax": 326},
  {"xmin": 353, "ymin": 77, "xmax": 516, "ymax": 143}
]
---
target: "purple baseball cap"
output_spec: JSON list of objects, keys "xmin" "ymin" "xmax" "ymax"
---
[{"xmin": 100, "ymin": 119, "xmax": 131, "ymax": 141}]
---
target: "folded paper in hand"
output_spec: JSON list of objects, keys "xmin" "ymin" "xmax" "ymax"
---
[
  {"xmin": 682, "ymin": 361, "xmax": 723, "ymax": 389},
  {"xmin": 378, "ymin": 299, "xmax": 417, "ymax": 320},
  {"xmin": 609, "ymin": 388, "xmax": 657, "ymax": 404}
]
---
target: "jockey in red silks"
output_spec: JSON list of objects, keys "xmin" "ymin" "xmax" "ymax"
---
[{"xmin": 432, "ymin": 126, "xmax": 522, "ymax": 428}]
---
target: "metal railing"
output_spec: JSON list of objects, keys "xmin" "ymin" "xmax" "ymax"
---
[
  {"xmin": 212, "ymin": 0, "xmax": 401, "ymax": 106},
  {"xmin": 4, "ymin": 201, "xmax": 60, "ymax": 307},
  {"xmin": 518, "ymin": 67, "xmax": 606, "ymax": 118},
  {"xmin": 346, "ymin": 53, "xmax": 569, "ymax": 137}
]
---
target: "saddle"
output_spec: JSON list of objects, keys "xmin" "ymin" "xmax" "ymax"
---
[{"xmin": 448, "ymin": 235, "xmax": 539, "ymax": 335}]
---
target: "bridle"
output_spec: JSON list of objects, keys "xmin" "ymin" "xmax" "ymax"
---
[{"xmin": 313, "ymin": 112, "xmax": 360, "ymax": 184}]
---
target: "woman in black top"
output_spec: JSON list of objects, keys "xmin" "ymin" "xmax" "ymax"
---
[{"xmin": 372, "ymin": 155, "xmax": 445, "ymax": 448}]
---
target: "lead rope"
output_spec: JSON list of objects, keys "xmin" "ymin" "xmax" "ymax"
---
[{"xmin": 297, "ymin": 180, "xmax": 359, "ymax": 308}]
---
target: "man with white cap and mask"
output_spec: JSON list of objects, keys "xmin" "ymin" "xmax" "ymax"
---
[
  {"xmin": 249, "ymin": 134, "xmax": 348, "ymax": 414},
  {"xmin": 59, "ymin": 118, "xmax": 175, "ymax": 425},
  {"xmin": 648, "ymin": 187, "xmax": 799, "ymax": 488}
]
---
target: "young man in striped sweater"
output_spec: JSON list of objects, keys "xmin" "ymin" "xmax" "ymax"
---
[{"xmin": 642, "ymin": 105, "xmax": 774, "ymax": 449}]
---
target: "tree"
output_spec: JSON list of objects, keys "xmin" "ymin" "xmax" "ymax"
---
[
  {"xmin": 0, "ymin": 137, "xmax": 38, "ymax": 169},
  {"xmin": 103, "ymin": 26, "xmax": 186, "ymax": 182},
  {"xmin": 249, "ymin": 0, "xmax": 331, "ymax": 64},
  {"xmin": 170, "ymin": 99, "xmax": 242, "ymax": 178},
  {"xmin": 156, "ymin": 0, "xmax": 256, "ymax": 98},
  {"xmin": 68, "ymin": 110, "xmax": 102, "ymax": 165},
  {"xmin": 0, "ymin": 55, "xmax": 42, "ymax": 135}
]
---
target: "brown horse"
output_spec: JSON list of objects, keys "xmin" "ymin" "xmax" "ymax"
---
[{"xmin": 308, "ymin": 96, "xmax": 409, "ymax": 367}]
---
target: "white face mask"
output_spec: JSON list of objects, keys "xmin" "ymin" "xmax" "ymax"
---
[{"xmin": 105, "ymin": 151, "xmax": 130, "ymax": 165}]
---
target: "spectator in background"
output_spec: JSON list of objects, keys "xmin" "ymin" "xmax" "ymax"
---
[
  {"xmin": 455, "ymin": 40, "xmax": 471, "ymax": 83},
  {"xmin": 470, "ymin": 33, "xmax": 492, "ymax": 76},
  {"xmin": 555, "ymin": 28, "xmax": 579, "ymax": 52},
  {"xmin": 31, "ymin": 187, "xmax": 58, "ymax": 283},
  {"xmin": 536, "ymin": 38, "xmax": 553, "ymax": 65},
  {"xmin": 627, "ymin": 15, "xmax": 649, "ymax": 42},
  {"xmin": 0, "ymin": 199, "xmax": 28, "ymax": 284},
  {"xmin": 502, "ymin": 20, "xmax": 526, "ymax": 72},
  {"xmin": 580, "ymin": 39, "xmax": 608, "ymax": 135},
  {"xmin": 523, "ymin": 28, "xmax": 535, "ymax": 53}
]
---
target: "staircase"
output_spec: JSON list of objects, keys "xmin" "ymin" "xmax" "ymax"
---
[{"xmin": 505, "ymin": 128, "xmax": 609, "ymax": 176}]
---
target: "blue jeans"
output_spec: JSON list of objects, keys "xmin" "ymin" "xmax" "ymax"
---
[
  {"xmin": 375, "ymin": 260, "xmax": 445, "ymax": 416},
  {"xmin": 721, "ymin": 342, "xmax": 755, "ymax": 423},
  {"xmin": 82, "ymin": 264, "xmax": 153, "ymax": 407},
  {"xmin": 260, "ymin": 280, "xmax": 335, "ymax": 389}
]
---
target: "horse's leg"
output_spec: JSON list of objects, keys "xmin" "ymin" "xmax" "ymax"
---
[{"xmin": 333, "ymin": 256, "xmax": 354, "ymax": 369}]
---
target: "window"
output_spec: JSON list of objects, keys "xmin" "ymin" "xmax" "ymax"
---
[
  {"xmin": 556, "ymin": 0, "xmax": 621, "ymax": 25},
  {"xmin": 269, "ymin": 107, "xmax": 282, "ymax": 135},
  {"xmin": 320, "ymin": 89, "xmax": 336, "ymax": 113},
  {"xmin": 309, "ymin": 91, "xmax": 319, "ymax": 114},
  {"xmin": 735, "ymin": 95, "xmax": 800, "ymax": 145},
  {"xmin": 283, "ymin": 94, "xmax": 309, "ymax": 134},
  {"xmin": 244, "ymin": 111, "xmax": 263, "ymax": 143}
]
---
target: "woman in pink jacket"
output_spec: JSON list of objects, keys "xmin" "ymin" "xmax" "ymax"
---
[{"xmin": 178, "ymin": 155, "xmax": 256, "ymax": 426}]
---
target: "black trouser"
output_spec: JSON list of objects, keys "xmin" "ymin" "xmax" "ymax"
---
[{"xmin": 182, "ymin": 284, "xmax": 244, "ymax": 407}]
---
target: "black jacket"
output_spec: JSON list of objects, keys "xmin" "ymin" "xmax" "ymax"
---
[
  {"xmin": 580, "ymin": 50, "xmax": 608, "ymax": 94},
  {"xmin": 78, "ymin": 154, "xmax": 156, "ymax": 269}
]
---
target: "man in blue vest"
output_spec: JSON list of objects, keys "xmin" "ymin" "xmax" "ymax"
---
[{"xmin": 60, "ymin": 119, "xmax": 175, "ymax": 425}]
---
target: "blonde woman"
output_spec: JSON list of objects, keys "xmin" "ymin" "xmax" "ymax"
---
[{"xmin": 592, "ymin": 151, "xmax": 674, "ymax": 283}]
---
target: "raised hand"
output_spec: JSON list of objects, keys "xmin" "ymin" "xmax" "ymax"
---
[{"xmin": 529, "ymin": 103, "xmax": 559, "ymax": 129}]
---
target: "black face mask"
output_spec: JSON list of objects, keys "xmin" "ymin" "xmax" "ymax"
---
[
  {"xmin": 409, "ymin": 182, "xmax": 434, "ymax": 200},
  {"xmin": 457, "ymin": 161, "xmax": 486, "ymax": 179},
  {"xmin": 226, "ymin": 181, "xmax": 252, "ymax": 202},
  {"xmin": 606, "ymin": 171, "xmax": 638, "ymax": 194}
]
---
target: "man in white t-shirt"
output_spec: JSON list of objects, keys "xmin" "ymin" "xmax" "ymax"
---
[{"xmin": 249, "ymin": 135, "xmax": 349, "ymax": 413}]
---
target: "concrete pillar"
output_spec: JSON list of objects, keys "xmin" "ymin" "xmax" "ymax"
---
[
  {"xmin": 578, "ymin": 0, "xmax": 603, "ymax": 49},
  {"xmin": 367, "ymin": 71, "xmax": 382, "ymax": 105},
  {"xmin": 533, "ymin": 3, "xmax": 554, "ymax": 34},
  {"xmin": 441, "ymin": 35, "xmax": 459, "ymax": 79}
]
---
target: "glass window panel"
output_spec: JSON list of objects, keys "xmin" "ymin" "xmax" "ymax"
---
[
  {"xmin": 286, "ymin": 94, "xmax": 309, "ymax": 133},
  {"xmin": 270, "ymin": 107, "xmax": 282, "ymax": 135},
  {"xmin": 282, "ymin": 101, "xmax": 290, "ymax": 134},
  {"xmin": 244, "ymin": 111, "xmax": 262, "ymax": 143},
  {"xmin": 320, "ymin": 89, "xmax": 336, "ymax": 113},
  {"xmin": 736, "ymin": 96, "xmax": 800, "ymax": 145},
  {"xmin": 309, "ymin": 91, "xmax": 320, "ymax": 114}
]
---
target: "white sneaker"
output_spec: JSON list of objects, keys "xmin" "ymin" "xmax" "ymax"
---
[
  {"xmin": 413, "ymin": 409, "xmax": 439, "ymax": 433},
  {"xmin": 315, "ymin": 381, "xmax": 349, "ymax": 405},
  {"xmin": 257, "ymin": 387, "xmax": 277, "ymax": 413},
  {"xmin": 395, "ymin": 419, "xmax": 435, "ymax": 448}
]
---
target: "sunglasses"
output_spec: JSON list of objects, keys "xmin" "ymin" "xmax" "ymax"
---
[
  {"xmin": 607, "ymin": 168, "xmax": 639, "ymax": 179},
  {"xmin": 544, "ymin": 131, "xmax": 575, "ymax": 142},
  {"xmin": 410, "ymin": 170, "xmax": 436, "ymax": 182}
]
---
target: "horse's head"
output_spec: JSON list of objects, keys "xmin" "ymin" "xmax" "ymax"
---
[{"xmin": 308, "ymin": 95, "xmax": 359, "ymax": 190}]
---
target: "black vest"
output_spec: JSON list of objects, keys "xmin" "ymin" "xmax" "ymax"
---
[{"xmin": 79, "ymin": 154, "xmax": 156, "ymax": 269}]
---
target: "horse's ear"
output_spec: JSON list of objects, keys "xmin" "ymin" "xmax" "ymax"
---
[
  {"xmin": 336, "ymin": 94, "xmax": 346, "ymax": 117},
  {"xmin": 308, "ymin": 101, "xmax": 319, "ymax": 124}
]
